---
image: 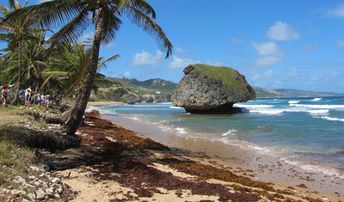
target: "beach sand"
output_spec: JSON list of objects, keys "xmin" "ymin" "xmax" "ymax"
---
[
  {"xmin": 50, "ymin": 111, "xmax": 343, "ymax": 201},
  {"xmin": 103, "ymin": 113, "xmax": 344, "ymax": 201},
  {"xmin": 88, "ymin": 101, "xmax": 125, "ymax": 106}
]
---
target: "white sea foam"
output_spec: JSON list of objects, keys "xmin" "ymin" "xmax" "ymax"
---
[
  {"xmin": 127, "ymin": 116, "xmax": 141, "ymax": 121},
  {"xmin": 221, "ymin": 129, "xmax": 238, "ymax": 137},
  {"xmin": 237, "ymin": 104, "xmax": 330, "ymax": 115},
  {"xmin": 223, "ymin": 139, "xmax": 279, "ymax": 156},
  {"xmin": 249, "ymin": 108, "xmax": 285, "ymax": 115},
  {"xmin": 290, "ymin": 103, "xmax": 344, "ymax": 109},
  {"xmin": 222, "ymin": 137, "xmax": 344, "ymax": 179},
  {"xmin": 320, "ymin": 116, "xmax": 344, "ymax": 122},
  {"xmin": 85, "ymin": 105, "xmax": 99, "ymax": 112},
  {"xmin": 280, "ymin": 158, "xmax": 344, "ymax": 179},
  {"xmin": 170, "ymin": 106, "xmax": 184, "ymax": 109},
  {"xmin": 307, "ymin": 109, "xmax": 329, "ymax": 115},
  {"xmin": 288, "ymin": 100, "xmax": 300, "ymax": 104},
  {"xmin": 312, "ymin": 98, "xmax": 322, "ymax": 102},
  {"xmin": 175, "ymin": 127, "xmax": 187, "ymax": 134},
  {"xmin": 234, "ymin": 104, "xmax": 273, "ymax": 109},
  {"xmin": 86, "ymin": 106, "xmax": 117, "ymax": 114}
]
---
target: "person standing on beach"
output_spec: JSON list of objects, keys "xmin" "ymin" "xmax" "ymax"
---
[
  {"xmin": 1, "ymin": 85, "xmax": 10, "ymax": 107},
  {"xmin": 24, "ymin": 88, "xmax": 32, "ymax": 107},
  {"xmin": 44, "ymin": 93, "xmax": 51, "ymax": 108}
]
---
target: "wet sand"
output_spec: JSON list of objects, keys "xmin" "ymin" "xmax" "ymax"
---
[{"xmin": 103, "ymin": 113, "xmax": 344, "ymax": 201}]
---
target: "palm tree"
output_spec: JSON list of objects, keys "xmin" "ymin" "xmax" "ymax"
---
[
  {"xmin": 42, "ymin": 44, "xmax": 120, "ymax": 104},
  {"xmin": 2, "ymin": 33, "xmax": 47, "ymax": 92},
  {"xmin": 0, "ymin": 0, "xmax": 41, "ymax": 104},
  {"xmin": 4, "ymin": 0, "xmax": 173, "ymax": 134}
]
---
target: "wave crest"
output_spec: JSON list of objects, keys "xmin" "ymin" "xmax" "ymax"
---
[{"xmin": 311, "ymin": 98, "xmax": 322, "ymax": 102}]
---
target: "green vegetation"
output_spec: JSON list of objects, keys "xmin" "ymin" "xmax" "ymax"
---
[
  {"xmin": 0, "ymin": 139, "xmax": 35, "ymax": 187},
  {"xmin": 191, "ymin": 64, "xmax": 248, "ymax": 91},
  {"xmin": 110, "ymin": 78, "xmax": 177, "ymax": 93},
  {"xmin": 0, "ymin": 0, "xmax": 172, "ymax": 135},
  {"xmin": 0, "ymin": 108, "xmax": 36, "ymax": 189}
]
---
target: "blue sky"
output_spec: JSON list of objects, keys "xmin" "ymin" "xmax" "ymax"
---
[{"xmin": 2, "ymin": 0, "xmax": 344, "ymax": 93}]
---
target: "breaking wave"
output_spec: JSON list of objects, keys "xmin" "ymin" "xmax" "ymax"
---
[{"xmin": 311, "ymin": 98, "xmax": 322, "ymax": 102}]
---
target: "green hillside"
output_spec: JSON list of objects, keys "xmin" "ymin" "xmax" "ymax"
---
[
  {"xmin": 108, "ymin": 77, "xmax": 177, "ymax": 93},
  {"xmin": 95, "ymin": 77, "xmax": 343, "ymax": 101}
]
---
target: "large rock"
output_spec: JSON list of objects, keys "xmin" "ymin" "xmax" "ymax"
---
[{"xmin": 172, "ymin": 64, "xmax": 256, "ymax": 113}]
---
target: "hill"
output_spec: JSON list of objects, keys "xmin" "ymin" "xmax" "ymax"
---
[
  {"xmin": 93, "ymin": 77, "xmax": 343, "ymax": 103},
  {"xmin": 265, "ymin": 88, "xmax": 344, "ymax": 98},
  {"xmin": 108, "ymin": 78, "xmax": 177, "ymax": 93}
]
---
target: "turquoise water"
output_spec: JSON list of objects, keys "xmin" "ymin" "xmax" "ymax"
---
[{"xmin": 97, "ymin": 97, "xmax": 344, "ymax": 176}]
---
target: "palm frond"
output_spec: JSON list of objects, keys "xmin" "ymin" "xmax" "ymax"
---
[
  {"xmin": 100, "ymin": 7, "xmax": 122, "ymax": 44},
  {"xmin": 46, "ymin": 9, "xmax": 89, "ymax": 52},
  {"xmin": 0, "ymin": 5, "xmax": 10, "ymax": 16},
  {"xmin": 3, "ymin": 0, "xmax": 83, "ymax": 30},
  {"xmin": 125, "ymin": 0, "xmax": 157, "ymax": 18},
  {"xmin": 98, "ymin": 54, "xmax": 120, "ymax": 69},
  {"xmin": 9, "ymin": 0, "xmax": 20, "ymax": 10},
  {"xmin": 123, "ymin": 6, "xmax": 173, "ymax": 58}
]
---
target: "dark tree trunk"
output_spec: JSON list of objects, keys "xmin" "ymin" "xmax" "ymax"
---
[
  {"xmin": 11, "ymin": 42, "xmax": 22, "ymax": 105},
  {"xmin": 64, "ymin": 15, "xmax": 104, "ymax": 135}
]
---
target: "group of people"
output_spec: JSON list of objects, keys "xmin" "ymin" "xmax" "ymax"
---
[
  {"xmin": 1, "ymin": 84, "xmax": 51, "ymax": 108},
  {"xmin": 24, "ymin": 88, "xmax": 51, "ymax": 108}
]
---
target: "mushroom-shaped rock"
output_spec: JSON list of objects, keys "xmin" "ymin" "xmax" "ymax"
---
[{"xmin": 172, "ymin": 64, "xmax": 256, "ymax": 113}]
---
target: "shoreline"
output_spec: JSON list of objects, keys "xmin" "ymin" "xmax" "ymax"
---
[
  {"xmin": 87, "ymin": 101, "xmax": 125, "ymax": 106},
  {"xmin": 2, "ymin": 106, "xmax": 342, "ymax": 201},
  {"xmin": 101, "ymin": 112, "xmax": 344, "ymax": 200}
]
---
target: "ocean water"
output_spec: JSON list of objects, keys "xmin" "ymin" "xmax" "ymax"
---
[{"xmin": 97, "ymin": 97, "xmax": 344, "ymax": 177}]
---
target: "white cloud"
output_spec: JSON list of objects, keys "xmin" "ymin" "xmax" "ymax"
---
[
  {"xmin": 336, "ymin": 40, "xmax": 344, "ymax": 48},
  {"xmin": 256, "ymin": 56, "xmax": 280, "ymax": 66},
  {"xmin": 252, "ymin": 42, "xmax": 281, "ymax": 56},
  {"xmin": 327, "ymin": 3, "xmax": 344, "ymax": 17},
  {"xmin": 252, "ymin": 42, "xmax": 283, "ymax": 66},
  {"xmin": 267, "ymin": 21, "xmax": 299, "ymax": 41},
  {"xmin": 132, "ymin": 50, "xmax": 163, "ymax": 66},
  {"xmin": 252, "ymin": 69, "xmax": 273, "ymax": 80},
  {"xmin": 169, "ymin": 56, "xmax": 200, "ymax": 69}
]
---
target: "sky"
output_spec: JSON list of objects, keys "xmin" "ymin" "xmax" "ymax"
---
[{"xmin": 2, "ymin": 0, "xmax": 344, "ymax": 93}]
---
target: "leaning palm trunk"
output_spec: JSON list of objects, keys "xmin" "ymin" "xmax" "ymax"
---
[
  {"xmin": 64, "ymin": 17, "xmax": 104, "ymax": 135},
  {"xmin": 3, "ymin": 0, "xmax": 172, "ymax": 134}
]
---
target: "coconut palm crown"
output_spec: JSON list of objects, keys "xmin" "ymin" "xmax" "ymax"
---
[{"xmin": 2, "ymin": 0, "xmax": 173, "ymax": 135}]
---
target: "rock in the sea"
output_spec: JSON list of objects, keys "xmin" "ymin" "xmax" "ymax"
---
[{"xmin": 172, "ymin": 64, "xmax": 256, "ymax": 113}]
